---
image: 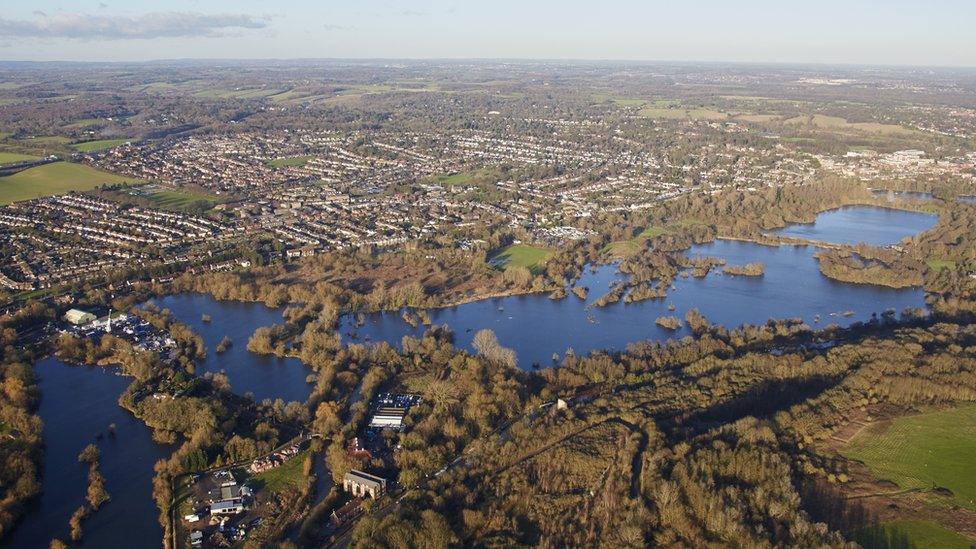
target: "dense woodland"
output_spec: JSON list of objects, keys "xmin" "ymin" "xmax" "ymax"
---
[{"xmin": 350, "ymin": 310, "xmax": 976, "ymax": 547}]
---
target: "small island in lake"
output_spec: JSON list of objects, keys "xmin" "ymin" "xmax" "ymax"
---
[{"xmin": 722, "ymin": 262, "xmax": 765, "ymax": 277}]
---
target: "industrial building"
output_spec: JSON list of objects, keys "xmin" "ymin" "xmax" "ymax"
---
[{"xmin": 343, "ymin": 470, "xmax": 387, "ymax": 499}]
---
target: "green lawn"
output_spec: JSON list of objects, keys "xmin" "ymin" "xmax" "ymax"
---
[
  {"xmin": 0, "ymin": 152, "xmax": 42, "ymax": 165},
  {"xmin": 146, "ymin": 188, "xmax": 218, "ymax": 211},
  {"xmin": 856, "ymin": 520, "xmax": 976, "ymax": 549},
  {"xmin": 72, "ymin": 139, "xmax": 130, "ymax": 153},
  {"xmin": 843, "ymin": 405, "xmax": 976, "ymax": 510},
  {"xmin": 267, "ymin": 156, "xmax": 313, "ymax": 168},
  {"xmin": 253, "ymin": 450, "xmax": 308, "ymax": 494},
  {"xmin": 490, "ymin": 244, "xmax": 553, "ymax": 273},
  {"xmin": 926, "ymin": 259, "xmax": 957, "ymax": 272},
  {"xmin": 0, "ymin": 161, "xmax": 137, "ymax": 205}
]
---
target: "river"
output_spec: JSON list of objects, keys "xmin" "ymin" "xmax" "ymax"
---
[{"xmin": 2, "ymin": 357, "xmax": 172, "ymax": 548}]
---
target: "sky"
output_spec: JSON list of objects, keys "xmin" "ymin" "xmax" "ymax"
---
[{"xmin": 1, "ymin": 1, "xmax": 974, "ymax": 66}]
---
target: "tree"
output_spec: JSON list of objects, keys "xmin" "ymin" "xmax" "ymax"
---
[{"xmin": 472, "ymin": 329, "xmax": 517, "ymax": 369}]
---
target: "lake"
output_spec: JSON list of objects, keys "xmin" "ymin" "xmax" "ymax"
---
[
  {"xmin": 770, "ymin": 206, "xmax": 937, "ymax": 246},
  {"xmin": 2, "ymin": 357, "xmax": 171, "ymax": 549},
  {"xmin": 4, "ymin": 205, "xmax": 937, "ymax": 546},
  {"xmin": 339, "ymin": 239, "xmax": 927, "ymax": 367},
  {"xmin": 147, "ymin": 295, "xmax": 314, "ymax": 404}
]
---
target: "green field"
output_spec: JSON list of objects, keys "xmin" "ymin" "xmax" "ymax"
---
[
  {"xmin": 857, "ymin": 520, "xmax": 976, "ymax": 549},
  {"xmin": 72, "ymin": 139, "xmax": 130, "ymax": 153},
  {"xmin": 926, "ymin": 259, "xmax": 957, "ymax": 272},
  {"xmin": 0, "ymin": 152, "xmax": 42, "ymax": 165},
  {"xmin": 253, "ymin": 450, "xmax": 308, "ymax": 494},
  {"xmin": 640, "ymin": 106, "xmax": 729, "ymax": 121},
  {"xmin": 843, "ymin": 405, "xmax": 976, "ymax": 510},
  {"xmin": 267, "ymin": 156, "xmax": 313, "ymax": 168},
  {"xmin": 21, "ymin": 135, "xmax": 72, "ymax": 147},
  {"xmin": 431, "ymin": 168, "xmax": 499, "ymax": 187},
  {"xmin": 592, "ymin": 94, "xmax": 648, "ymax": 107},
  {"xmin": 490, "ymin": 244, "xmax": 553, "ymax": 273},
  {"xmin": 146, "ymin": 188, "xmax": 218, "ymax": 211},
  {"xmin": 783, "ymin": 114, "xmax": 917, "ymax": 136},
  {"xmin": 0, "ymin": 161, "xmax": 137, "ymax": 204}
]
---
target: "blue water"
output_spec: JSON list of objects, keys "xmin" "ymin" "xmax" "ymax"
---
[
  {"xmin": 5, "ymin": 205, "xmax": 936, "ymax": 546},
  {"xmin": 771, "ymin": 206, "xmax": 936, "ymax": 246},
  {"xmin": 148, "ymin": 295, "xmax": 313, "ymax": 404},
  {"xmin": 340, "ymin": 239, "xmax": 926, "ymax": 368},
  {"xmin": 2, "ymin": 357, "xmax": 171, "ymax": 549}
]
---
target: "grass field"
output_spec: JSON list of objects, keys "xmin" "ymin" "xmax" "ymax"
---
[
  {"xmin": 253, "ymin": 450, "xmax": 309, "ymax": 494},
  {"xmin": 146, "ymin": 188, "xmax": 218, "ymax": 211},
  {"xmin": 0, "ymin": 152, "xmax": 42, "ymax": 164},
  {"xmin": 640, "ymin": 106, "xmax": 729, "ymax": 120},
  {"xmin": 490, "ymin": 244, "xmax": 553, "ymax": 273},
  {"xmin": 736, "ymin": 114, "xmax": 783, "ymax": 123},
  {"xmin": 926, "ymin": 259, "xmax": 957, "ymax": 271},
  {"xmin": 843, "ymin": 405, "xmax": 976, "ymax": 510},
  {"xmin": 431, "ymin": 168, "xmax": 499, "ymax": 187},
  {"xmin": 267, "ymin": 156, "xmax": 313, "ymax": 168},
  {"xmin": 783, "ymin": 114, "xmax": 917, "ymax": 136},
  {"xmin": 0, "ymin": 161, "xmax": 136, "ymax": 204},
  {"xmin": 21, "ymin": 135, "xmax": 72, "ymax": 147},
  {"xmin": 72, "ymin": 139, "xmax": 130, "ymax": 152},
  {"xmin": 856, "ymin": 520, "xmax": 976, "ymax": 549}
]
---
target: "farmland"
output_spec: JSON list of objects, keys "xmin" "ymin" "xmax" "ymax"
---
[
  {"xmin": 0, "ymin": 152, "xmax": 42, "ymax": 165},
  {"xmin": 640, "ymin": 99, "xmax": 729, "ymax": 120},
  {"xmin": 783, "ymin": 114, "xmax": 917, "ymax": 136},
  {"xmin": 0, "ymin": 161, "xmax": 137, "ymax": 204},
  {"xmin": 72, "ymin": 139, "xmax": 131, "ymax": 152},
  {"xmin": 843, "ymin": 405, "xmax": 976, "ymax": 510}
]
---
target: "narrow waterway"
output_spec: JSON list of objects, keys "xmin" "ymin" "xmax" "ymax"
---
[{"xmin": 2, "ymin": 357, "xmax": 171, "ymax": 548}]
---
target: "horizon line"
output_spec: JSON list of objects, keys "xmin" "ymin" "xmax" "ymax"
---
[{"xmin": 1, "ymin": 57, "xmax": 975, "ymax": 71}]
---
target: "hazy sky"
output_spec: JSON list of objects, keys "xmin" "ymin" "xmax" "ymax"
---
[{"xmin": 1, "ymin": 1, "xmax": 974, "ymax": 66}]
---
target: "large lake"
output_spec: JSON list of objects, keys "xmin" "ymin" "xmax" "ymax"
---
[
  {"xmin": 5, "ymin": 205, "xmax": 937, "ymax": 547},
  {"xmin": 340, "ymin": 238, "xmax": 927, "ymax": 367},
  {"xmin": 770, "ymin": 206, "xmax": 936, "ymax": 246}
]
